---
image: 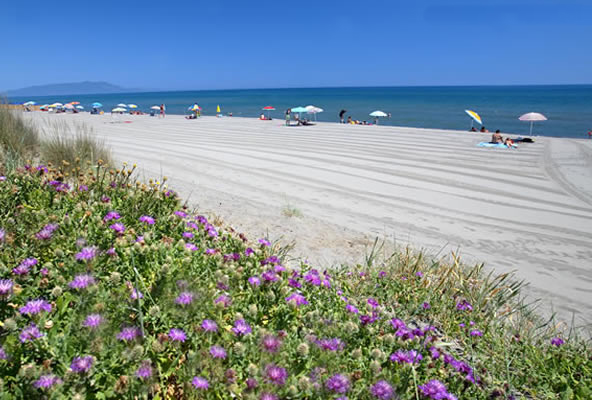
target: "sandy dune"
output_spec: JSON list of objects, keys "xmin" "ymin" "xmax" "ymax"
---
[{"xmin": 26, "ymin": 112, "xmax": 592, "ymax": 326}]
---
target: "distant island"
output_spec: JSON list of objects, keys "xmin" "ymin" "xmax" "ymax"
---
[{"xmin": 3, "ymin": 81, "xmax": 139, "ymax": 97}]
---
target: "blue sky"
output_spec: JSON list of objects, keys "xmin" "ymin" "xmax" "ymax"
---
[{"xmin": 2, "ymin": 0, "xmax": 591, "ymax": 91}]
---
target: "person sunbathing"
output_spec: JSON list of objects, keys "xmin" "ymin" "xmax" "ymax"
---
[
  {"xmin": 491, "ymin": 130, "xmax": 503, "ymax": 143},
  {"xmin": 504, "ymin": 138, "xmax": 514, "ymax": 148}
]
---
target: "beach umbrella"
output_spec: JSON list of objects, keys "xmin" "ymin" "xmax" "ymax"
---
[
  {"xmin": 128, "ymin": 104, "xmax": 138, "ymax": 109},
  {"xmin": 92, "ymin": 102, "xmax": 102, "ymax": 108},
  {"xmin": 51, "ymin": 103, "xmax": 63, "ymax": 107},
  {"xmin": 70, "ymin": 101, "xmax": 80, "ymax": 105},
  {"xmin": 306, "ymin": 105, "xmax": 324, "ymax": 121},
  {"xmin": 369, "ymin": 110, "xmax": 387, "ymax": 124},
  {"xmin": 188, "ymin": 104, "xmax": 201, "ymax": 111},
  {"xmin": 76, "ymin": 105, "xmax": 84, "ymax": 110},
  {"xmin": 290, "ymin": 106, "xmax": 308, "ymax": 119},
  {"xmin": 112, "ymin": 107, "xmax": 126, "ymax": 113},
  {"xmin": 151, "ymin": 105, "xmax": 161, "ymax": 110},
  {"xmin": 117, "ymin": 103, "xmax": 127, "ymax": 108},
  {"xmin": 64, "ymin": 104, "xmax": 74, "ymax": 109},
  {"xmin": 23, "ymin": 101, "xmax": 36, "ymax": 106},
  {"xmin": 262, "ymin": 106, "xmax": 275, "ymax": 119},
  {"xmin": 465, "ymin": 110, "xmax": 482, "ymax": 129},
  {"xmin": 216, "ymin": 105, "xmax": 221, "ymax": 113},
  {"xmin": 519, "ymin": 112, "xmax": 547, "ymax": 135},
  {"xmin": 40, "ymin": 104, "xmax": 49, "ymax": 110}
]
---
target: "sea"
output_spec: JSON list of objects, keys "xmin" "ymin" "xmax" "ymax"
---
[{"xmin": 9, "ymin": 85, "xmax": 592, "ymax": 139}]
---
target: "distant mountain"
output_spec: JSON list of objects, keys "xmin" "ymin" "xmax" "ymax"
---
[{"xmin": 3, "ymin": 81, "xmax": 138, "ymax": 97}]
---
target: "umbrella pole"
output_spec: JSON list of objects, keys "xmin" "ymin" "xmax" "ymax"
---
[{"xmin": 530, "ymin": 121, "xmax": 533, "ymax": 136}]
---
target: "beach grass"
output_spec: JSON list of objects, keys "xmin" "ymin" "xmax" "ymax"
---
[{"xmin": 0, "ymin": 107, "xmax": 39, "ymax": 168}]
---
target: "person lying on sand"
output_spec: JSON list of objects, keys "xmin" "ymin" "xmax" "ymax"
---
[
  {"xmin": 504, "ymin": 137, "xmax": 514, "ymax": 148},
  {"xmin": 480, "ymin": 126, "xmax": 489, "ymax": 133}
]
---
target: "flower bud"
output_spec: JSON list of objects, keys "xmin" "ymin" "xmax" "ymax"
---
[
  {"xmin": 352, "ymin": 348, "xmax": 363, "ymax": 359},
  {"xmin": 297, "ymin": 343, "xmax": 309, "ymax": 356}
]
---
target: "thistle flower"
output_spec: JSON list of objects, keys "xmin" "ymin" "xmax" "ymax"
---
[
  {"xmin": 33, "ymin": 374, "xmax": 62, "ymax": 389},
  {"xmin": 19, "ymin": 323, "xmax": 44, "ymax": 342},
  {"xmin": 285, "ymin": 293, "xmax": 308, "ymax": 306},
  {"xmin": 209, "ymin": 345, "xmax": 227, "ymax": 359},
  {"xmin": 139, "ymin": 215, "xmax": 155, "ymax": 225},
  {"xmin": 130, "ymin": 288, "xmax": 143, "ymax": 300},
  {"xmin": 71, "ymin": 356, "xmax": 94, "ymax": 373},
  {"xmin": 214, "ymin": 294, "xmax": 231, "ymax": 307},
  {"xmin": 192, "ymin": 376, "xmax": 209, "ymax": 390},
  {"xmin": 245, "ymin": 247, "xmax": 254, "ymax": 256},
  {"xmin": 288, "ymin": 278, "xmax": 302, "ymax": 288},
  {"xmin": 0, "ymin": 346, "xmax": 7, "ymax": 360},
  {"xmin": 135, "ymin": 362, "xmax": 153, "ymax": 379},
  {"xmin": 75, "ymin": 247, "xmax": 98, "ymax": 261},
  {"xmin": 174, "ymin": 210, "xmax": 188, "ymax": 218},
  {"xmin": 551, "ymin": 337, "xmax": 565, "ymax": 347},
  {"xmin": 232, "ymin": 319, "xmax": 252, "ymax": 336},
  {"xmin": 418, "ymin": 380, "xmax": 457, "ymax": 400},
  {"xmin": 0, "ymin": 279, "xmax": 13, "ymax": 296},
  {"xmin": 69, "ymin": 274, "xmax": 96, "ymax": 290},
  {"xmin": 0, "ymin": 228, "xmax": 5, "ymax": 241},
  {"xmin": 19, "ymin": 299, "xmax": 52, "ymax": 315},
  {"xmin": 370, "ymin": 380, "xmax": 395, "ymax": 399},
  {"xmin": 315, "ymin": 338, "xmax": 344, "ymax": 351},
  {"xmin": 261, "ymin": 334, "xmax": 282, "ymax": 353},
  {"xmin": 367, "ymin": 298, "xmax": 379, "ymax": 308},
  {"xmin": 169, "ymin": 328, "xmax": 187, "ymax": 342},
  {"xmin": 258, "ymin": 238, "xmax": 271, "ymax": 246},
  {"xmin": 262, "ymin": 271, "xmax": 279, "ymax": 282},
  {"xmin": 260, "ymin": 393, "xmax": 278, "ymax": 400},
  {"xmin": 248, "ymin": 276, "xmax": 261, "ymax": 286},
  {"xmin": 246, "ymin": 377, "xmax": 258, "ymax": 390},
  {"xmin": 35, "ymin": 223, "xmax": 59, "ymax": 240},
  {"xmin": 201, "ymin": 319, "xmax": 218, "ymax": 332},
  {"xmin": 423, "ymin": 302, "xmax": 431, "ymax": 309},
  {"xmin": 78, "ymin": 184, "xmax": 88, "ymax": 191},
  {"xmin": 326, "ymin": 374, "xmax": 350, "ymax": 394},
  {"xmin": 390, "ymin": 350, "xmax": 423, "ymax": 364},
  {"xmin": 182, "ymin": 231, "xmax": 194, "ymax": 239},
  {"xmin": 264, "ymin": 364, "xmax": 288, "ymax": 386},
  {"xmin": 103, "ymin": 211, "xmax": 121, "ymax": 222},
  {"xmin": 110, "ymin": 223, "xmax": 125, "ymax": 234},
  {"xmin": 470, "ymin": 330, "xmax": 483, "ymax": 337},
  {"xmin": 175, "ymin": 292, "xmax": 193, "ymax": 305},
  {"xmin": 13, "ymin": 258, "xmax": 38, "ymax": 275},
  {"xmin": 346, "ymin": 304, "xmax": 359, "ymax": 314},
  {"xmin": 117, "ymin": 327, "xmax": 142, "ymax": 341},
  {"xmin": 456, "ymin": 300, "xmax": 473, "ymax": 311},
  {"xmin": 82, "ymin": 314, "xmax": 103, "ymax": 329}
]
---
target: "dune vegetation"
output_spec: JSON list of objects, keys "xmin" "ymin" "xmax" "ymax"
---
[{"xmin": 0, "ymin": 111, "xmax": 590, "ymax": 399}]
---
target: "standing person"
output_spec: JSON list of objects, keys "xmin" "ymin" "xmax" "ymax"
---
[
  {"xmin": 588, "ymin": 129, "xmax": 592, "ymax": 139},
  {"xmin": 159, "ymin": 104, "xmax": 165, "ymax": 118},
  {"xmin": 285, "ymin": 109, "xmax": 291, "ymax": 126},
  {"xmin": 339, "ymin": 109, "xmax": 346, "ymax": 124}
]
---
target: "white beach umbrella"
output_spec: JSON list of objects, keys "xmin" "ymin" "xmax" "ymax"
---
[
  {"xmin": 117, "ymin": 103, "xmax": 128, "ymax": 108},
  {"xmin": 519, "ymin": 112, "xmax": 547, "ymax": 135},
  {"xmin": 305, "ymin": 105, "xmax": 323, "ymax": 120},
  {"xmin": 370, "ymin": 110, "xmax": 387, "ymax": 117},
  {"xmin": 76, "ymin": 105, "xmax": 84, "ymax": 110},
  {"xmin": 128, "ymin": 104, "xmax": 138, "ymax": 109},
  {"xmin": 23, "ymin": 101, "xmax": 36, "ymax": 106},
  {"xmin": 112, "ymin": 107, "xmax": 126, "ymax": 113},
  {"xmin": 150, "ymin": 105, "xmax": 161, "ymax": 110}
]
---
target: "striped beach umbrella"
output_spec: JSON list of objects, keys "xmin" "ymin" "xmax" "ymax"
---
[
  {"xmin": 262, "ymin": 105, "xmax": 275, "ymax": 119},
  {"xmin": 465, "ymin": 110, "xmax": 482, "ymax": 129}
]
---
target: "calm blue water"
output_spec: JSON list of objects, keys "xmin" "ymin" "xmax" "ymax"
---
[{"xmin": 10, "ymin": 85, "xmax": 592, "ymax": 138}]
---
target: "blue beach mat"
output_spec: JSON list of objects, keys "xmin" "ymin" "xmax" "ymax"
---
[{"xmin": 477, "ymin": 142, "xmax": 517, "ymax": 149}]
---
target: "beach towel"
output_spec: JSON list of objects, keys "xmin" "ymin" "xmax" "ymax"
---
[{"xmin": 477, "ymin": 142, "xmax": 517, "ymax": 149}]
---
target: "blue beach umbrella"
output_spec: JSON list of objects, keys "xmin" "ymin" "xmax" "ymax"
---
[{"xmin": 92, "ymin": 102, "xmax": 102, "ymax": 108}]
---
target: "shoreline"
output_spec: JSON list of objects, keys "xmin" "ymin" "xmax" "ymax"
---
[{"xmin": 24, "ymin": 112, "xmax": 592, "ymax": 326}]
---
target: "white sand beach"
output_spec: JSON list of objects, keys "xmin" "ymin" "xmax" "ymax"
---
[{"xmin": 25, "ymin": 112, "xmax": 592, "ymax": 326}]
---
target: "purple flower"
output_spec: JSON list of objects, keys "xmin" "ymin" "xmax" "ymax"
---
[
  {"xmin": 139, "ymin": 215, "xmax": 155, "ymax": 225},
  {"xmin": 175, "ymin": 292, "xmax": 193, "ymax": 305},
  {"xmin": 183, "ymin": 231, "xmax": 194, "ymax": 239},
  {"xmin": 205, "ymin": 248, "xmax": 217, "ymax": 255},
  {"xmin": 209, "ymin": 345, "xmax": 227, "ymax": 359},
  {"xmin": 13, "ymin": 258, "xmax": 38, "ymax": 275},
  {"xmin": 367, "ymin": 298, "xmax": 379, "ymax": 308},
  {"xmin": 429, "ymin": 347, "xmax": 441, "ymax": 359},
  {"xmin": 214, "ymin": 294, "xmax": 231, "ymax": 307},
  {"xmin": 185, "ymin": 243, "xmax": 198, "ymax": 251},
  {"xmin": 33, "ymin": 374, "xmax": 62, "ymax": 389},
  {"xmin": 261, "ymin": 335, "xmax": 282, "ymax": 353},
  {"xmin": 69, "ymin": 274, "xmax": 96, "ymax": 290},
  {"xmin": 103, "ymin": 211, "xmax": 121, "ymax": 222},
  {"xmin": 0, "ymin": 346, "xmax": 7, "ymax": 360},
  {"xmin": 360, "ymin": 312, "xmax": 379, "ymax": 325},
  {"xmin": 101, "ymin": 195, "xmax": 110, "ymax": 203},
  {"xmin": 246, "ymin": 377, "xmax": 258, "ymax": 389},
  {"xmin": 370, "ymin": 380, "xmax": 395, "ymax": 399},
  {"xmin": 416, "ymin": 271, "xmax": 424, "ymax": 278},
  {"xmin": 232, "ymin": 319, "xmax": 252, "ymax": 336},
  {"xmin": 346, "ymin": 304, "xmax": 359, "ymax": 314},
  {"xmin": 19, "ymin": 299, "xmax": 52, "ymax": 315},
  {"xmin": 110, "ymin": 222, "xmax": 125, "ymax": 234},
  {"xmin": 35, "ymin": 223, "xmax": 59, "ymax": 240},
  {"xmin": 418, "ymin": 380, "xmax": 457, "ymax": 400},
  {"xmin": 169, "ymin": 328, "xmax": 187, "ymax": 342},
  {"xmin": 0, "ymin": 279, "xmax": 13, "ymax": 296},
  {"xmin": 378, "ymin": 271, "xmax": 387, "ymax": 278},
  {"xmin": 326, "ymin": 374, "xmax": 350, "ymax": 394},
  {"xmin": 423, "ymin": 302, "xmax": 431, "ymax": 309},
  {"xmin": 78, "ymin": 185, "xmax": 88, "ymax": 192},
  {"xmin": 136, "ymin": 362, "xmax": 153, "ymax": 379},
  {"xmin": 390, "ymin": 350, "xmax": 423, "ymax": 364},
  {"xmin": 288, "ymin": 278, "xmax": 302, "ymax": 288},
  {"xmin": 258, "ymin": 238, "xmax": 271, "ymax": 246},
  {"xmin": 0, "ymin": 228, "xmax": 4, "ymax": 241},
  {"xmin": 192, "ymin": 376, "xmax": 209, "ymax": 390},
  {"xmin": 262, "ymin": 270, "xmax": 279, "ymax": 282},
  {"xmin": 201, "ymin": 319, "xmax": 218, "ymax": 332},
  {"xmin": 315, "ymin": 338, "xmax": 344, "ymax": 351},
  {"xmin": 75, "ymin": 246, "xmax": 98, "ymax": 261},
  {"xmin": 456, "ymin": 300, "xmax": 473, "ymax": 311},
  {"xmin": 174, "ymin": 210, "xmax": 188, "ymax": 218},
  {"xmin": 70, "ymin": 356, "xmax": 94, "ymax": 373},
  {"xmin": 245, "ymin": 247, "xmax": 254, "ymax": 256},
  {"xmin": 106, "ymin": 247, "xmax": 116, "ymax": 256},
  {"xmin": 130, "ymin": 288, "xmax": 143, "ymax": 300},
  {"xmin": 82, "ymin": 314, "xmax": 103, "ymax": 329},
  {"xmin": 470, "ymin": 330, "xmax": 483, "ymax": 337},
  {"xmin": 551, "ymin": 337, "xmax": 565, "ymax": 347},
  {"xmin": 264, "ymin": 364, "xmax": 288, "ymax": 386},
  {"xmin": 19, "ymin": 323, "xmax": 44, "ymax": 342},
  {"xmin": 117, "ymin": 327, "xmax": 142, "ymax": 341},
  {"xmin": 248, "ymin": 276, "xmax": 261, "ymax": 286},
  {"xmin": 304, "ymin": 270, "xmax": 321, "ymax": 286},
  {"xmin": 260, "ymin": 393, "xmax": 278, "ymax": 400},
  {"xmin": 285, "ymin": 292, "xmax": 308, "ymax": 306}
]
